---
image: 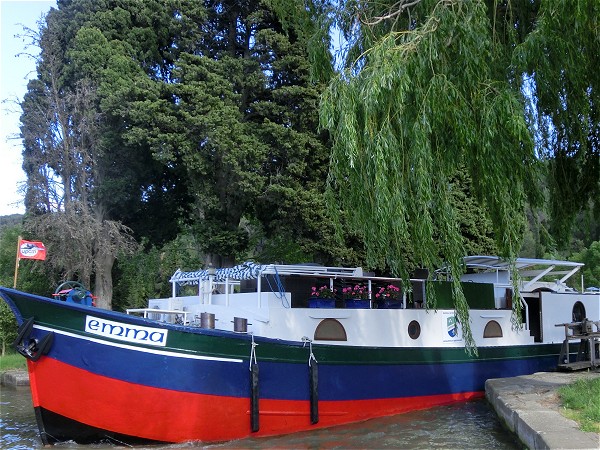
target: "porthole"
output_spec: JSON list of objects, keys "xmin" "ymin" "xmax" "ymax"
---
[
  {"xmin": 314, "ymin": 319, "xmax": 347, "ymax": 341},
  {"xmin": 483, "ymin": 320, "xmax": 503, "ymax": 338},
  {"xmin": 408, "ymin": 320, "xmax": 421, "ymax": 340},
  {"xmin": 572, "ymin": 301, "xmax": 586, "ymax": 322}
]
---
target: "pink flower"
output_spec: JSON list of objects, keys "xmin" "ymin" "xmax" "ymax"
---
[
  {"xmin": 310, "ymin": 285, "xmax": 336, "ymax": 298},
  {"xmin": 342, "ymin": 284, "xmax": 369, "ymax": 299},
  {"xmin": 377, "ymin": 284, "xmax": 400, "ymax": 299}
]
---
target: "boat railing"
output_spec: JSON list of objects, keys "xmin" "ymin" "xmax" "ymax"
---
[
  {"xmin": 166, "ymin": 263, "xmax": 518, "ymax": 311},
  {"xmin": 126, "ymin": 308, "xmax": 190, "ymax": 325}
]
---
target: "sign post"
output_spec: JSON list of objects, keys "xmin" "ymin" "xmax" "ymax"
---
[{"xmin": 13, "ymin": 236, "xmax": 21, "ymax": 289}]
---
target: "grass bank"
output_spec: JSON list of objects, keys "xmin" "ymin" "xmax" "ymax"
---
[
  {"xmin": 0, "ymin": 352, "xmax": 27, "ymax": 371},
  {"xmin": 558, "ymin": 376, "xmax": 600, "ymax": 433}
]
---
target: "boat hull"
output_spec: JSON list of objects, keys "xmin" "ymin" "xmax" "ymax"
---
[{"xmin": 1, "ymin": 287, "xmax": 560, "ymax": 445}]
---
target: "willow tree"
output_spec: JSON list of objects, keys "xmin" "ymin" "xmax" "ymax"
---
[
  {"xmin": 319, "ymin": 0, "xmax": 599, "ymax": 350},
  {"xmin": 514, "ymin": 1, "xmax": 600, "ymax": 244}
]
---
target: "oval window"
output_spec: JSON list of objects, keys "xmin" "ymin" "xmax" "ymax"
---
[{"xmin": 408, "ymin": 320, "xmax": 421, "ymax": 340}]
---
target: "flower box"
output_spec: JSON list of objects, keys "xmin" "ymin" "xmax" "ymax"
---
[
  {"xmin": 344, "ymin": 299, "xmax": 370, "ymax": 309},
  {"xmin": 308, "ymin": 285, "xmax": 336, "ymax": 308},
  {"xmin": 308, "ymin": 297, "xmax": 336, "ymax": 308},
  {"xmin": 376, "ymin": 299, "xmax": 403, "ymax": 309}
]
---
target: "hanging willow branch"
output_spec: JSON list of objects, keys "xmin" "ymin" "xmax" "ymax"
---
[
  {"xmin": 321, "ymin": 0, "xmax": 535, "ymax": 352},
  {"xmin": 359, "ymin": 0, "xmax": 424, "ymax": 26}
]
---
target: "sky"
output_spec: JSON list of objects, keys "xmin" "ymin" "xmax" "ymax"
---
[{"xmin": 0, "ymin": 0, "xmax": 56, "ymax": 216}]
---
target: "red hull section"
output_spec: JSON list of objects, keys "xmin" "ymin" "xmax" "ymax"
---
[{"xmin": 28, "ymin": 358, "xmax": 482, "ymax": 443}]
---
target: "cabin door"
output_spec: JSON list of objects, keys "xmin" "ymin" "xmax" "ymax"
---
[{"xmin": 522, "ymin": 293, "xmax": 542, "ymax": 342}]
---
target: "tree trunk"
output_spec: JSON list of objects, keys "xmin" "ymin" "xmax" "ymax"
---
[{"xmin": 94, "ymin": 249, "xmax": 115, "ymax": 309}]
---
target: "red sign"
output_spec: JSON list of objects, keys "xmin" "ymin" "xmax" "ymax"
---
[{"xmin": 18, "ymin": 240, "xmax": 47, "ymax": 260}]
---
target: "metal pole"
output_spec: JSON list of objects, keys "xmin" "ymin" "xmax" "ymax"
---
[{"xmin": 13, "ymin": 236, "xmax": 21, "ymax": 289}]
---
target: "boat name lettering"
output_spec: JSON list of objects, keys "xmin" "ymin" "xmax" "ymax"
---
[{"xmin": 85, "ymin": 316, "xmax": 167, "ymax": 346}]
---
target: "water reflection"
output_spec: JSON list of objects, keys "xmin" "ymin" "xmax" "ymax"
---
[{"xmin": 1, "ymin": 386, "xmax": 522, "ymax": 449}]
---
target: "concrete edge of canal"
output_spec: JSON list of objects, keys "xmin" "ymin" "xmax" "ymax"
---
[
  {"xmin": 3, "ymin": 368, "xmax": 599, "ymax": 449},
  {"xmin": 1, "ymin": 369, "xmax": 30, "ymax": 387},
  {"xmin": 486, "ymin": 370, "xmax": 600, "ymax": 450}
]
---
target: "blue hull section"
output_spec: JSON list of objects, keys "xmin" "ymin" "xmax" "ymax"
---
[{"xmin": 40, "ymin": 327, "xmax": 558, "ymax": 401}]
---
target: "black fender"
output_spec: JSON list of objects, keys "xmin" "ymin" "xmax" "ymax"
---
[{"xmin": 13, "ymin": 317, "xmax": 54, "ymax": 362}]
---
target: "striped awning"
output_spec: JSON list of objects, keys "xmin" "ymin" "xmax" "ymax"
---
[{"xmin": 170, "ymin": 261, "xmax": 262, "ymax": 286}]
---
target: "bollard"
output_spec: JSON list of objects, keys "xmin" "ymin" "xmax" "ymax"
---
[
  {"xmin": 200, "ymin": 312, "xmax": 215, "ymax": 329},
  {"xmin": 234, "ymin": 317, "xmax": 248, "ymax": 333}
]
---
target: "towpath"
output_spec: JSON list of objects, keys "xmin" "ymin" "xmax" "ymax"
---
[
  {"xmin": 1, "ymin": 369, "xmax": 29, "ymax": 387},
  {"xmin": 486, "ymin": 370, "xmax": 600, "ymax": 449}
]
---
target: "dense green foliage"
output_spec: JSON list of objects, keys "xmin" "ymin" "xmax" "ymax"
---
[
  {"xmin": 113, "ymin": 1, "xmax": 343, "ymax": 268},
  {"xmin": 0, "ymin": 302, "xmax": 17, "ymax": 356},
  {"xmin": 571, "ymin": 241, "xmax": 600, "ymax": 290}
]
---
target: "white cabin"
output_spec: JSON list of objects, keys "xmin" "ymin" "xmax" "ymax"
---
[{"xmin": 127, "ymin": 258, "xmax": 600, "ymax": 351}]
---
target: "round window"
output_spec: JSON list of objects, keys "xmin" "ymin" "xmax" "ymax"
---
[{"xmin": 408, "ymin": 320, "xmax": 421, "ymax": 340}]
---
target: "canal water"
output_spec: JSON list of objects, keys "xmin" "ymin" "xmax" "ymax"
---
[{"xmin": 1, "ymin": 386, "xmax": 523, "ymax": 449}]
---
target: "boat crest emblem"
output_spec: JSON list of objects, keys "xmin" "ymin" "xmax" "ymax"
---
[
  {"xmin": 447, "ymin": 316, "xmax": 458, "ymax": 337},
  {"xmin": 442, "ymin": 312, "xmax": 462, "ymax": 342}
]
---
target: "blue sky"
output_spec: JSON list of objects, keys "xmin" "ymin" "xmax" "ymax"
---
[{"xmin": 1, "ymin": 0, "xmax": 55, "ymax": 215}]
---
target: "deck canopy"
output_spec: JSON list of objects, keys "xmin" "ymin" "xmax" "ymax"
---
[
  {"xmin": 463, "ymin": 256, "xmax": 583, "ymax": 289},
  {"xmin": 170, "ymin": 262, "xmax": 364, "ymax": 287},
  {"xmin": 170, "ymin": 262, "xmax": 263, "ymax": 286}
]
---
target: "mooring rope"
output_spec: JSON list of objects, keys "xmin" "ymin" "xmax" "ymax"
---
[
  {"xmin": 265, "ymin": 265, "xmax": 290, "ymax": 308},
  {"xmin": 249, "ymin": 333, "xmax": 258, "ymax": 371},
  {"xmin": 249, "ymin": 333, "xmax": 260, "ymax": 432},
  {"xmin": 302, "ymin": 336, "xmax": 319, "ymax": 424}
]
